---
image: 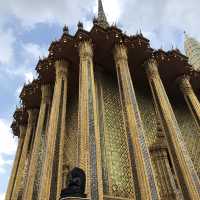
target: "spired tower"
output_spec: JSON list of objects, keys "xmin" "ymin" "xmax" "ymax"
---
[
  {"xmin": 5, "ymin": 1, "xmax": 200, "ymax": 200},
  {"xmin": 184, "ymin": 32, "xmax": 200, "ymax": 71}
]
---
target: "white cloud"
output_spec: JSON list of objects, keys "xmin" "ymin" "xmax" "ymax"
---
[
  {"xmin": 0, "ymin": 0, "xmax": 200, "ymax": 51},
  {"xmin": 0, "ymin": 119, "xmax": 17, "ymax": 154},
  {"xmin": 103, "ymin": 0, "xmax": 121, "ymax": 23},
  {"xmin": 0, "ymin": 29, "xmax": 15, "ymax": 64},
  {"xmin": 119, "ymin": 0, "xmax": 200, "ymax": 50},
  {"xmin": 0, "ymin": 0, "xmax": 199, "ymax": 53},
  {"xmin": 0, "ymin": 0, "xmax": 94, "ymax": 28},
  {"xmin": 22, "ymin": 43, "xmax": 48, "ymax": 62},
  {"xmin": 0, "ymin": 156, "xmax": 13, "ymax": 174},
  {"xmin": 0, "ymin": 119, "xmax": 17, "ymax": 174},
  {"xmin": 15, "ymin": 86, "xmax": 23, "ymax": 98},
  {"xmin": 0, "ymin": 41, "xmax": 47, "ymax": 83},
  {"xmin": 0, "ymin": 0, "xmax": 119, "ymax": 29},
  {"xmin": 21, "ymin": 42, "xmax": 48, "ymax": 83},
  {"xmin": 24, "ymin": 72, "xmax": 34, "ymax": 83},
  {"xmin": 0, "ymin": 193, "xmax": 5, "ymax": 200},
  {"xmin": 0, "ymin": 0, "xmax": 199, "ymax": 51}
]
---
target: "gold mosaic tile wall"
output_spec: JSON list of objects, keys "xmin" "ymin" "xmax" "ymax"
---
[
  {"xmin": 135, "ymin": 90, "xmax": 178, "ymax": 197},
  {"xmin": 135, "ymin": 90, "xmax": 157, "ymax": 147},
  {"xmin": 63, "ymin": 98, "xmax": 78, "ymax": 186},
  {"xmin": 135, "ymin": 90, "xmax": 163, "ymax": 193},
  {"xmin": 60, "ymin": 74, "xmax": 200, "ymax": 198},
  {"xmin": 150, "ymin": 156, "xmax": 163, "ymax": 196},
  {"xmin": 98, "ymin": 73, "xmax": 135, "ymax": 199},
  {"xmin": 173, "ymin": 102, "xmax": 200, "ymax": 178}
]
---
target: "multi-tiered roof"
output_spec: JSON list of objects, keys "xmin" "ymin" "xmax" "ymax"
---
[{"xmin": 12, "ymin": 0, "xmax": 200, "ymax": 136}]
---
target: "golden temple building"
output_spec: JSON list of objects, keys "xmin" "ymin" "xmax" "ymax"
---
[{"xmin": 5, "ymin": 1, "xmax": 200, "ymax": 200}]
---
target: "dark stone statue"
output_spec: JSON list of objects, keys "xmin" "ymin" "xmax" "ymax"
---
[{"xmin": 60, "ymin": 167, "xmax": 86, "ymax": 199}]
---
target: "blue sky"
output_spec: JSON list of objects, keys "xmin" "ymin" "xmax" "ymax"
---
[{"xmin": 0, "ymin": 0, "xmax": 199, "ymax": 199}]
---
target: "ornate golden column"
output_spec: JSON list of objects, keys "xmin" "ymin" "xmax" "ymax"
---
[
  {"xmin": 57, "ymin": 65, "xmax": 68, "ymax": 199},
  {"xmin": 5, "ymin": 125, "xmax": 26, "ymax": 200},
  {"xmin": 78, "ymin": 40, "xmax": 103, "ymax": 199},
  {"xmin": 177, "ymin": 75, "xmax": 200, "ymax": 130},
  {"xmin": 23, "ymin": 84, "xmax": 52, "ymax": 200},
  {"xmin": 11, "ymin": 109, "xmax": 39, "ymax": 200},
  {"xmin": 38, "ymin": 59, "xmax": 68, "ymax": 200},
  {"xmin": 150, "ymin": 122, "xmax": 182, "ymax": 200},
  {"xmin": 113, "ymin": 44, "xmax": 160, "ymax": 200},
  {"xmin": 145, "ymin": 58, "xmax": 200, "ymax": 199}
]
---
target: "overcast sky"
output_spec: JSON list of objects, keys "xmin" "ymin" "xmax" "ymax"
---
[{"xmin": 0, "ymin": 0, "xmax": 199, "ymax": 198}]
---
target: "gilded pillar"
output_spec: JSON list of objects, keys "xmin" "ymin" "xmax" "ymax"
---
[
  {"xmin": 113, "ymin": 44, "xmax": 160, "ymax": 200},
  {"xmin": 11, "ymin": 109, "xmax": 39, "ymax": 200},
  {"xmin": 177, "ymin": 75, "xmax": 200, "ymax": 130},
  {"xmin": 150, "ymin": 122, "xmax": 182, "ymax": 200},
  {"xmin": 38, "ymin": 59, "xmax": 68, "ymax": 200},
  {"xmin": 57, "ymin": 64, "xmax": 68, "ymax": 199},
  {"xmin": 78, "ymin": 40, "xmax": 103, "ymax": 199},
  {"xmin": 23, "ymin": 84, "xmax": 52, "ymax": 200},
  {"xmin": 145, "ymin": 58, "xmax": 200, "ymax": 199},
  {"xmin": 5, "ymin": 125, "xmax": 26, "ymax": 200}
]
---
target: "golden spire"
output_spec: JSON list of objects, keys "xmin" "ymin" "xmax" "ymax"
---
[{"xmin": 97, "ymin": 0, "xmax": 109, "ymax": 28}]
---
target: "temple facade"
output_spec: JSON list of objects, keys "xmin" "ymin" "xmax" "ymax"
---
[{"xmin": 5, "ymin": 1, "xmax": 200, "ymax": 200}]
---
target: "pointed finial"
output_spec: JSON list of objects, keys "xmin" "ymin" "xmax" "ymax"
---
[
  {"xmin": 139, "ymin": 29, "xmax": 143, "ymax": 36},
  {"xmin": 63, "ymin": 25, "xmax": 69, "ymax": 34},
  {"xmin": 184, "ymin": 30, "xmax": 189, "ymax": 39},
  {"xmin": 97, "ymin": 0, "xmax": 109, "ymax": 28},
  {"xmin": 175, "ymin": 48, "xmax": 180, "ymax": 53},
  {"xmin": 77, "ymin": 21, "xmax": 83, "ymax": 30},
  {"xmin": 93, "ymin": 17, "xmax": 98, "ymax": 25}
]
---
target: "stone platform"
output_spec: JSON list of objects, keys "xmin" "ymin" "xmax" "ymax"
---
[
  {"xmin": 61, "ymin": 197, "xmax": 130, "ymax": 200},
  {"xmin": 60, "ymin": 198, "xmax": 89, "ymax": 200}
]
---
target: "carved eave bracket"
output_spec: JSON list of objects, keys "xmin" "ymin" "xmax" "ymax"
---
[
  {"xmin": 11, "ymin": 107, "xmax": 28, "ymax": 137},
  {"xmin": 129, "ymin": 34, "xmax": 150, "ymax": 48},
  {"xmin": 152, "ymin": 49, "xmax": 194, "ymax": 97},
  {"xmin": 11, "ymin": 121, "xmax": 20, "ymax": 137},
  {"xmin": 74, "ymin": 29, "xmax": 91, "ymax": 44},
  {"xmin": 13, "ymin": 107, "xmax": 28, "ymax": 126},
  {"xmin": 91, "ymin": 23, "xmax": 108, "ymax": 33},
  {"xmin": 60, "ymin": 31, "xmax": 74, "ymax": 45},
  {"xmin": 153, "ymin": 49, "xmax": 168, "ymax": 65},
  {"xmin": 74, "ymin": 30, "xmax": 93, "ymax": 61},
  {"xmin": 51, "ymin": 33, "xmax": 76, "ymax": 63},
  {"xmin": 36, "ymin": 57, "xmax": 55, "ymax": 84},
  {"xmin": 127, "ymin": 35, "xmax": 153, "ymax": 67},
  {"xmin": 108, "ymin": 25, "xmax": 123, "ymax": 45},
  {"xmin": 108, "ymin": 25, "xmax": 122, "ymax": 34},
  {"xmin": 154, "ymin": 50, "xmax": 192, "ymax": 76},
  {"xmin": 48, "ymin": 40, "xmax": 59, "ymax": 55},
  {"xmin": 20, "ymin": 79, "xmax": 41, "ymax": 109},
  {"xmin": 90, "ymin": 24, "xmax": 110, "ymax": 42},
  {"xmin": 167, "ymin": 50, "xmax": 191, "ymax": 72}
]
